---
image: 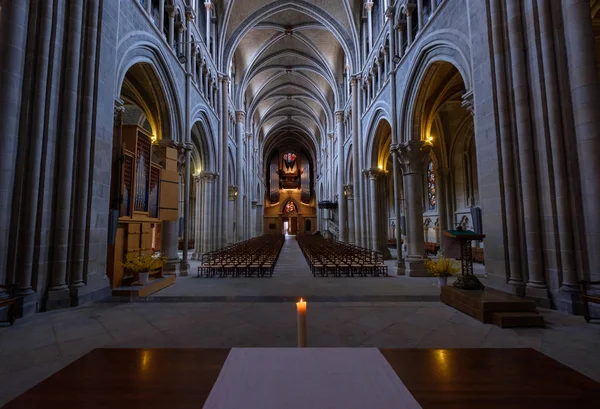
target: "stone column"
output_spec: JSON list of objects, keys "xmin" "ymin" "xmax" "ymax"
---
[
  {"xmin": 391, "ymin": 147, "xmax": 404, "ymax": 272},
  {"xmin": 405, "ymin": 4, "xmax": 415, "ymax": 46},
  {"xmin": 13, "ymin": 0, "xmax": 50, "ymax": 295},
  {"xmin": 176, "ymin": 21, "xmax": 185, "ymax": 57},
  {"xmin": 564, "ymin": 0, "xmax": 600, "ymax": 282},
  {"xmin": 336, "ymin": 111, "xmax": 346, "ymax": 241},
  {"xmin": 146, "ymin": 0, "xmax": 152, "ymax": 14},
  {"xmin": 397, "ymin": 140, "xmax": 432, "ymax": 276},
  {"xmin": 367, "ymin": 168, "xmax": 385, "ymax": 251},
  {"xmin": 180, "ymin": 145, "xmax": 191, "ymax": 276},
  {"xmin": 345, "ymin": 185, "xmax": 355, "ymax": 245},
  {"xmin": 396, "ymin": 19, "xmax": 406, "ymax": 58},
  {"xmin": 377, "ymin": 59, "xmax": 382, "ymax": 90},
  {"xmin": 192, "ymin": 175, "xmax": 202, "ymax": 259},
  {"xmin": 538, "ymin": 0, "xmax": 577, "ymax": 294},
  {"xmin": 365, "ymin": 1, "xmax": 374, "ymax": 53},
  {"xmin": 204, "ymin": 1, "xmax": 212, "ymax": 49},
  {"xmin": 162, "ymin": 220, "xmax": 179, "ymax": 274},
  {"xmin": 506, "ymin": 0, "xmax": 546, "ymax": 295},
  {"xmin": 417, "ymin": 0, "xmax": 423, "ymax": 31},
  {"xmin": 167, "ymin": 6, "xmax": 175, "ymax": 47},
  {"xmin": 256, "ymin": 204, "xmax": 264, "ymax": 236},
  {"xmin": 350, "ymin": 77, "xmax": 362, "ymax": 246},
  {"xmin": 49, "ymin": 0, "xmax": 84, "ymax": 299},
  {"xmin": 228, "ymin": 186, "xmax": 237, "ymax": 244},
  {"xmin": 159, "ymin": 0, "xmax": 165, "ymax": 33},
  {"xmin": 201, "ymin": 172, "xmax": 217, "ymax": 253},
  {"xmin": 489, "ymin": 0, "xmax": 523, "ymax": 289},
  {"xmin": 70, "ymin": 0, "xmax": 101, "ymax": 293},
  {"xmin": 235, "ymin": 111, "xmax": 245, "ymax": 242},
  {"xmin": 220, "ymin": 76, "xmax": 230, "ymax": 247}
]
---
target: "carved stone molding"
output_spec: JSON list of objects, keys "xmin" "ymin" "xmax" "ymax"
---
[
  {"xmin": 461, "ymin": 90, "xmax": 474, "ymax": 115},
  {"xmin": 343, "ymin": 184, "xmax": 354, "ymax": 199},
  {"xmin": 228, "ymin": 185, "xmax": 238, "ymax": 201},
  {"xmin": 201, "ymin": 171, "xmax": 219, "ymax": 182},
  {"xmin": 396, "ymin": 140, "xmax": 432, "ymax": 175},
  {"xmin": 236, "ymin": 110, "xmax": 245, "ymax": 123},
  {"xmin": 363, "ymin": 168, "xmax": 387, "ymax": 179},
  {"xmin": 335, "ymin": 110, "xmax": 344, "ymax": 123}
]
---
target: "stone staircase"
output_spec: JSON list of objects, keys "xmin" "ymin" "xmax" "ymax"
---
[{"xmin": 441, "ymin": 286, "xmax": 545, "ymax": 328}]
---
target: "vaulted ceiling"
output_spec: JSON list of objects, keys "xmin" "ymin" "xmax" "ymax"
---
[{"xmin": 217, "ymin": 0, "xmax": 363, "ymax": 165}]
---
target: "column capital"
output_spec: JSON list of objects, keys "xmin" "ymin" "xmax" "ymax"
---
[
  {"xmin": 327, "ymin": 132, "xmax": 335, "ymax": 139},
  {"xmin": 335, "ymin": 110, "xmax": 345, "ymax": 123},
  {"xmin": 396, "ymin": 140, "xmax": 432, "ymax": 174},
  {"xmin": 185, "ymin": 6, "xmax": 196, "ymax": 21},
  {"xmin": 114, "ymin": 98, "xmax": 125, "ymax": 121},
  {"xmin": 363, "ymin": 168, "xmax": 387, "ymax": 179},
  {"xmin": 404, "ymin": 3, "xmax": 416, "ymax": 15},
  {"xmin": 175, "ymin": 21, "xmax": 186, "ymax": 33},
  {"xmin": 461, "ymin": 90, "xmax": 474, "ymax": 115},
  {"xmin": 236, "ymin": 110, "xmax": 246, "ymax": 123},
  {"xmin": 219, "ymin": 74, "xmax": 230, "ymax": 84},
  {"xmin": 385, "ymin": 6, "xmax": 395, "ymax": 20},
  {"xmin": 364, "ymin": 1, "xmax": 374, "ymax": 11},
  {"xmin": 165, "ymin": 5, "xmax": 176, "ymax": 18},
  {"xmin": 343, "ymin": 184, "xmax": 354, "ymax": 199},
  {"xmin": 204, "ymin": 1, "xmax": 213, "ymax": 10},
  {"xmin": 201, "ymin": 171, "xmax": 219, "ymax": 181},
  {"xmin": 228, "ymin": 185, "xmax": 238, "ymax": 201}
]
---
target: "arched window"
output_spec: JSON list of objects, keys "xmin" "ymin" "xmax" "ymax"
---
[{"xmin": 427, "ymin": 160, "xmax": 436, "ymax": 211}]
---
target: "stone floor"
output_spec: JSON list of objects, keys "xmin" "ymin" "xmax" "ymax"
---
[{"xmin": 0, "ymin": 237, "xmax": 598, "ymax": 406}]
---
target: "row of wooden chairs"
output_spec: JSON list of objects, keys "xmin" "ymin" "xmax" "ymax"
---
[
  {"xmin": 297, "ymin": 235, "xmax": 388, "ymax": 277},
  {"xmin": 197, "ymin": 235, "xmax": 284, "ymax": 278}
]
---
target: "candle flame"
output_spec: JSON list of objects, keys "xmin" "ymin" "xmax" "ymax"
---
[{"xmin": 300, "ymin": 298, "xmax": 304, "ymax": 302}]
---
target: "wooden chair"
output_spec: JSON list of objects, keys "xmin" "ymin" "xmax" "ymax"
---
[
  {"xmin": 580, "ymin": 280, "xmax": 600, "ymax": 322},
  {"xmin": 0, "ymin": 284, "xmax": 21, "ymax": 326}
]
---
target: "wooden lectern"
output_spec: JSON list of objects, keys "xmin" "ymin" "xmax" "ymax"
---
[{"xmin": 443, "ymin": 230, "xmax": 485, "ymax": 290}]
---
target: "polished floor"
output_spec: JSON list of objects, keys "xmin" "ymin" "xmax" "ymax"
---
[{"xmin": 0, "ymin": 237, "xmax": 598, "ymax": 406}]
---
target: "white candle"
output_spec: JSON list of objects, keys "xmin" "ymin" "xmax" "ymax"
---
[{"xmin": 296, "ymin": 298, "xmax": 307, "ymax": 347}]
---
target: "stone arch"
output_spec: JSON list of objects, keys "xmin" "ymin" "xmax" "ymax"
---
[
  {"xmin": 115, "ymin": 35, "xmax": 184, "ymax": 142},
  {"xmin": 364, "ymin": 109, "xmax": 393, "ymax": 170},
  {"xmin": 399, "ymin": 33, "xmax": 471, "ymax": 143},
  {"xmin": 190, "ymin": 109, "xmax": 217, "ymax": 172}
]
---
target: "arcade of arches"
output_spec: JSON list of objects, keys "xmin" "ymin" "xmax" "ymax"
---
[{"xmin": 1, "ymin": 0, "xmax": 600, "ymax": 318}]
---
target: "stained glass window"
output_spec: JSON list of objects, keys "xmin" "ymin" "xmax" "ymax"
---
[
  {"xmin": 282, "ymin": 152, "xmax": 297, "ymax": 171},
  {"xmin": 283, "ymin": 200, "xmax": 297, "ymax": 214},
  {"xmin": 427, "ymin": 160, "xmax": 436, "ymax": 211}
]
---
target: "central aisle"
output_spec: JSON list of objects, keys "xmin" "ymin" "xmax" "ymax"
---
[{"xmin": 272, "ymin": 235, "xmax": 312, "ymax": 278}]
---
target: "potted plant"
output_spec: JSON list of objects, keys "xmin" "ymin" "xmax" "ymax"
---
[
  {"xmin": 425, "ymin": 252, "xmax": 460, "ymax": 287},
  {"xmin": 122, "ymin": 252, "xmax": 166, "ymax": 285}
]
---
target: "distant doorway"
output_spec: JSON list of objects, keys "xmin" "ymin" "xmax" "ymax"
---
[
  {"xmin": 290, "ymin": 217, "xmax": 298, "ymax": 235},
  {"xmin": 283, "ymin": 220, "xmax": 289, "ymax": 235},
  {"xmin": 305, "ymin": 219, "xmax": 311, "ymax": 233}
]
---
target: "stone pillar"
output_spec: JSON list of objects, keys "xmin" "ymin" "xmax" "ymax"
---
[
  {"xmin": 192, "ymin": 175, "xmax": 202, "ymax": 259},
  {"xmin": 336, "ymin": 111, "xmax": 346, "ymax": 241},
  {"xmin": 506, "ymin": 0, "xmax": 547, "ymax": 295},
  {"xmin": 367, "ymin": 169, "xmax": 384, "ymax": 251},
  {"xmin": 256, "ymin": 204, "xmax": 264, "ymax": 236},
  {"xmin": 538, "ymin": 0, "xmax": 577, "ymax": 295},
  {"xmin": 365, "ymin": 1, "xmax": 374, "ymax": 53},
  {"xmin": 396, "ymin": 19, "xmax": 406, "ymax": 58},
  {"xmin": 146, "ymin": 0, "xmax": 152, "ymax": 14},
  {"xmin": 228, "ymin": 185, "xmax": 237, "ymax": 244},
  {"xmin": 377, "ymin": 59, "xmax": 382, "ymax": 90},
  {"xmin": 417, "ymin": 0, "xmax": 423, "ymax": 30},
  {"xmin": 489, "ymin": 0, "xmax": 523, "ymax": 289},
  {"xmin": 345, "ymin": 185, "xmax": 355, "ymax": 245},
  {"xmin": 220, "ymin": 76, "xmax": 230, "ymax": 247},
  {"xmin": 180, "ymin": 145, "xmax": 191, "ymax": 276},
  {"xmin": 159, "ymin": 0, "xmax": 165, "ymax": 33},
  {"xmin": 201, "ymin": 172, "xmax": 217, "ymax": 253},
  {"xmin": 162, "ymin": 220, "xmax": 179, "ymax": 274},
  {"xmin": 70, "ymin": 0, "xmax": 101, "ymax": 293},
  {"xmin": 49, "ymin": 0, "xmax": 84, "ymax": 300},
  {"xmin": 204, "ymin": 1, "xmax": 212, "ymax": 50},
  {"xmin": 212, "ymin": 18, "xmax": 217, "ymax": 58},
  {"xmin": 350, "ymin": 77, "xmax": 362, "ymax": 246},
  {"xmin": 13, "ymin": 0, "xmax": 50, "ymax": 296},
  {"xmin": 167, "ymin": 6, "xmax": 175, "ymax": 47},
  {"xmin": 397, "ymin": 140, "xmax": 432, "ymax": 276},
  {"xmin": 391, "ymin": 147, "xmax": 404, "ymax": 273},
  {"xmin": 176, "ymin": 21, "xmax": 185, "ymax": 57},
  {"xmin": 405, "ymin": 5, "xmax": 414, "ymax": 46},
  {"xmin": 564, "ymin": 0, "xmax": 600, "ymax": 282},
  {"xmin": 235, "ymin": 111, "xmax": 245, "ymax": 242}
]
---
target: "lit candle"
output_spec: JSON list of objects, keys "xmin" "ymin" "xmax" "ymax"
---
[{"xmin": 296, "ymin": 298, "xmax": 307, "ymax": 347}]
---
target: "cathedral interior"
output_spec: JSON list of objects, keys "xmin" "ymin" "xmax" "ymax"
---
[{"xmin": 1, "ymin": 0, "xmax": 600, "ymax": 407}]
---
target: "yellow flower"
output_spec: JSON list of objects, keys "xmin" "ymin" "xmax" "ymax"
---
[
  {"xmin": 425, "ymin": 255, "xmax": 460, "ymax": 277},
  {"xmin": 122, "ymin": 252, "xmax": 166, "ymax": 272}
]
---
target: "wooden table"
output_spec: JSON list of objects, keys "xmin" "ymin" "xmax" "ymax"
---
[{"xmin": 4, "ymin": 348, "xmax": 600, "ymax": 408}]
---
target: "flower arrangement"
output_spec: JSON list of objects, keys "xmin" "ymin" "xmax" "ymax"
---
[
  {"xmin": 425, "ymin": 253, "xmax": 460, "ymax": 277},
  {"xmin": 122, "ymin": 252, "xmax": 166, "ymax": 273}
]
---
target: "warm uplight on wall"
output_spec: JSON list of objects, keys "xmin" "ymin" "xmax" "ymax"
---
[
  {"xmin": 151, "ymin": 134, "xmax": 157, "ymax": 144},
  {"xmin": 427, "ymin": 136, "xmax": 434, "ymax": 143},
  {"xmin": 378, "ymin": 165, "xmax": 383, "ymax": 170}
]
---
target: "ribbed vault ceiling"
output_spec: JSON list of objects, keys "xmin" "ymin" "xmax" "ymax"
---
[{"xmin": 219, "ymin": 0, "xmax": 362, "ymax": 164}]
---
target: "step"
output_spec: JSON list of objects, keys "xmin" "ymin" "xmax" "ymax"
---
[
  {"xmin": 112, "ymin": 275, "xmax": 176, "ymax": 297},
  {"xmin": 441, "ymin": 286, "xmax": 537, "ymax": 313},
  {"xmin": 492, "ymin": 312, "xmax": 545, "ymax": 328}
]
